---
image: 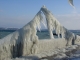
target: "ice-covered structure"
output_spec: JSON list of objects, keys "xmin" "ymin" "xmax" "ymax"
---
[
  {"xmin": 41, "ymin": 6, "xmax": 78, "ymax": 46},
  {"xmin": 0, "ymin": 6, "xmax": 80, "ymax": 60},
  {"xmin": 41, "ymin": 5, "xmax": 63, "ymax": 39},
  {"xmin": 0, "ymin": 10, "xmax": 45, "ymax": 59}
]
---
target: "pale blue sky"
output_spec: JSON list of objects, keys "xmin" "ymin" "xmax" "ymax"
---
[{"xmin": 0, "ymin": 0, "xmax": 80, "ymax": 29}]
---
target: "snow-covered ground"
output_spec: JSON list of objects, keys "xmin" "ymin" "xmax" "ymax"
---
[{"xmin": 3, "ymin": 44, "xmax": 80, "ymax": 60}]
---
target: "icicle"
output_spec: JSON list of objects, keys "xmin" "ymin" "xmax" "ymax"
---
[
  {"xmin": 35, "ymin": 11, "xmax": 46, "ymax": 31},
  {"xmin": 55, "ymin": 20, "xmax": 61, "ymax": 38},
  {"xmin": 41, "ymin": 20, "xmax": 47, "ymax": 28},
  {"xmin": 37, "ymin": 11, "xmax": 43, "ymax": 31},
  {"xmin": 40, "ymin": 12, "xmax": 47, "ymax": 28}
]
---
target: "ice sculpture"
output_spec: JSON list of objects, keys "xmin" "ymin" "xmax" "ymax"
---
[{"xmin": 0, "ymin": 5, "xmax": 80, "ymax": 60}]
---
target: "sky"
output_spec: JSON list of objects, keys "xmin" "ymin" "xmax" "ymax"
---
[{"xmin": 0, "ymin": 0, "xmax": 80, "ymax": 30}]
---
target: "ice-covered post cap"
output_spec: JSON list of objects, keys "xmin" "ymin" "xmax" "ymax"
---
[
  {"xmin": 41, "ymin": 5, "xmax": 48, "ymax": 10},
  {"xmin": 42, "ymin": 5, "xmax": 46, "ymax": 8}
]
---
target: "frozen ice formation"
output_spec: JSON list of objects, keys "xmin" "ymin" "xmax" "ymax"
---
[
  {"xmin": 41, "ymin": 6, "xmax": 79, "ymax": 46},
  {"xmin": 0, "ymin": 10, "xmax": 45, "ymax": 60},
  {"xmin": 0, "ymin": 6, "xmax": 80, "ymax": 60}
]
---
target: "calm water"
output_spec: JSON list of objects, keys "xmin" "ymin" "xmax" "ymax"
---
[{"xmin": 0, "ymin": 30, "xmax": 80, "ymax": 39}]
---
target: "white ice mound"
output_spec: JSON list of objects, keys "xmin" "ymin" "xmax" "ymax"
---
[{"xmin": 0, "ymin": 6, "xmax": 80, "ymax": 60}]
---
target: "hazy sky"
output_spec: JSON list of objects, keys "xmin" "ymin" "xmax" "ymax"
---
[{"xmin": 0, "ymin": 0, "xmax": 80, "ymax": 29}]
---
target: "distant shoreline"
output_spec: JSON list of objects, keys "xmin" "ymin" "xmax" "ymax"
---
[
  {"xmin": 0, "ymin": 29, "xmax": 80, "ymax": 32},
  {"xmin": 0, "ymin": 30, "xmax": 17, "ymax": 32}
]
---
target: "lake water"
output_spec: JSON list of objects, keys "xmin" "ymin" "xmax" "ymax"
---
[
  {"xmin": 69, "ymin": 57, "xmax": 80, "ymax": 60},
  {"xmin": 0, "ymin": 30, "xmax": 80, "ymax": 39}
]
